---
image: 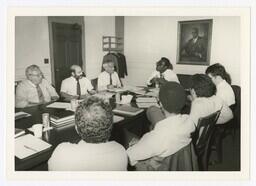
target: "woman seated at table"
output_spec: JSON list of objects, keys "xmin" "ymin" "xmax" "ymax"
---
[
  {"xmin": 48, "ymin": 96, "xmax": 128, "ymax": 171},
  {"xmin": 126, "ymin": 82, "xmax": 194, "ymax": 171},
  {"xmin": 189, "ymin": 74, "xmax": 233, "ymax": 126}
]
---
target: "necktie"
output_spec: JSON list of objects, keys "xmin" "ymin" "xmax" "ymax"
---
[
  {"xmin": 160, "ymin": 73, "xmax": 164, "ymax": 79},
  {"xmin": 109, "ymin": 73, "xmax": 113, "ymax": 85},
  {"xmin": 76, "ymin": 79, "xmax": 81, "ymax": 98},
  {"xmin": 36, "ymin": 85, "xmax": 44, "ymax": 103}
]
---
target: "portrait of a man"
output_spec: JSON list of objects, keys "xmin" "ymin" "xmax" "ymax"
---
[{"xmin": 177, "ymin": 19, "xmax": 213, "ymax": 65}]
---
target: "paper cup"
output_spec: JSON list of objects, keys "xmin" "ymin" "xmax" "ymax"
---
[{"xmin": 32, "ymin": 124, "xmax": 43, "ymax": 138}]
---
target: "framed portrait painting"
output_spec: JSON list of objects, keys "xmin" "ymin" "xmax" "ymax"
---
[{"xmin": 177, "ymin": 19, "xmax": 213, "ymax": 65}]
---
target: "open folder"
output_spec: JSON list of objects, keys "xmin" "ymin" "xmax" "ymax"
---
[{"xmin": 15, "ymin": 134, "xmax": 52, "ymax": 160}]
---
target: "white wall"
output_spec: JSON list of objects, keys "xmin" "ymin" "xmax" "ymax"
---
[
  {"xmin": 84, "ymin": 16, "xmax": 115, "ymax": 79},
  {"xmin": 15, "ymin": 17, "xmax": 52, "ymax": 82},
  {"xmin": 15, "ymin": 16, "xmax": 116, "ymax": 83},
  {"xmin": 123, "ymin": 16, "xmax": 240, "ymax": 86}
]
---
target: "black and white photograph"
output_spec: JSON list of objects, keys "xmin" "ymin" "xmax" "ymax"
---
[
  {"xmin": 4, "ymin": 5, "xmax": 252, "ymax": 183},
  {"xmin": 177, "ymin": 19, "xmax": 213, "ymax": 65}
]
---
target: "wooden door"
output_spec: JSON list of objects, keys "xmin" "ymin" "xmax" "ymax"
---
[{"xmin": 52, "ymin": 22, "xmax": 83, "ymax": 92}]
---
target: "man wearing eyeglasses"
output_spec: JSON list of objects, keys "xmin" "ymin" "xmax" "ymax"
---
[{"xmin": 15, "ymin": 65, "xmax": 59, "ymax": 108}]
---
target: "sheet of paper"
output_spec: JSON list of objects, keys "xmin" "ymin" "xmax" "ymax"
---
[
  {"xmin": 15, "ymin": 134, "xmax": 52, "ymax": 159},
  {"xmin": 46, "ymin": 102, "xmax": 71, "ymax": 109}
]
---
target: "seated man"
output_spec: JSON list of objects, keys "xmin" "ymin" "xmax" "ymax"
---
[
  {"xmin": 126, "ymin": 82, "xmax": 194, "ymax": 170},
  {"xmin": 147, "ymin": 57, "xmax": 179, "ymax": 87},
  {"xmin": 60, "ymin": 65, "xmax": 96, "ymax": 101},
  {"xmin": 189, "ymin": 74, "xmax": 233, "ymax": 125},
  {"xmin": 97, "ymin": 60, "xmax": 122, "ymax": 91},
  {"xmin": 15, "ymin": 65, "xmax": 59, "ymax": 108},
  {"xmin": 48, "ymin": 96, "xmax": 128, "ymax": 171}
]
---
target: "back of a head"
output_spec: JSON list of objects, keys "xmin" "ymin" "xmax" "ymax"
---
[
  {"xmin": 191, "ymin": 74, "xmax": 216, "ymax": 98},
  {"xmin": 161, "ymin": 57, "xmax": 173, "ymax": 70},
  {"xmin": 75, "ymin": 96, "xmax": 113, "ymax": 143},
  {"xmin": 159, "ymin": 82, "xmax": 186, "ymax": 114},
  {"xmin": 205, "ymin": 63, "xmax": 231, "ymax": 84}
]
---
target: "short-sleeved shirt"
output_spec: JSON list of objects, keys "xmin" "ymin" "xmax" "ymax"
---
[
  {"xmin": 216, "ymin": 80, "xmax": 235, "ymax": 106},
  {"xmin": 48, "ymin": 140, "xmax": 128, "ymax": 171},
  {"xmin": 15, "ymin": 79, "xmax": 59, "ymax": 108},
  {"xmin": 97, "ymin": 71, "xmax": 121, "ymax": 91},
  {"xmin": 60, "ymin": 76, "xmax": 93, "ymax": 96},
  {"xmin": 147, "ymin": 69, "xmax": 180, "ymax": 85}
]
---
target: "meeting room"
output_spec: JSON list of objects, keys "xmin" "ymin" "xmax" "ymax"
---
[{"xmin": 14, "ymin": 15, "xmax": 242, "ymax": 172}]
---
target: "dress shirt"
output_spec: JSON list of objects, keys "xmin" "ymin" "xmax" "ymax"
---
[
  {"xmin": 97, "ymin": 71, "xmax": 121, "ymax": 91},
  {"xmin": 189, "ymin": 95, "xmax": 233, "ymax": 125},
  {"xmin": 147, "ymin": 69, "xmax": 180, "ymax": 85},
  {"xmin": 127, "ymin": 114, "xmax": 194, "ymax": 166},
  {"xmin": 216, "ymin": 80, "xmax": 235, "ymax": 106},
  {"xmin": 60, "ymin": 76, "xmax": 93, "ymax": 96},
  {"xmin": 15, "ymin": 79, "xmax": 59, "ymax": 108},
  {"xmin": 48, "ymin": 140, "xmax": 128, "ymax": 171}
]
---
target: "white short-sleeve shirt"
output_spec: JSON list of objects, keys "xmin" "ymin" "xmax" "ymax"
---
[
  {"xmin": 147, "ymin": 69, "xmax": 180, "ymax": 85},
  {"xmin": 97, "ymin": 71, "xmax": 121, "ymax": 91},
  {"xmin": 216, "ymin": 80, "xmax": 235, "ymax": 106},
  {"xmin": 60, "ymin": 76, "xmax": 93, "ymax": 96}
]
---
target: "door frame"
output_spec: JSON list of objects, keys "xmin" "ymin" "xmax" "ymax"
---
[{"xmin": 48, "ymin": 16, "xmax": 86, "ymax": 87}]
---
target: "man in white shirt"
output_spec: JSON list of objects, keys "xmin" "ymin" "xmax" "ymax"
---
[
  {"xmin": 147, "ymin": 57, "xmax": 179, "ymax": 87},
  {"xmin": 205, "ymin": 63, "xmax": 235, "ymax": 106},
  {"xmin": 127, "ymin": 82, "xmax": 194, "ymax": 170},
  {"xmin": 60, "ymin": 65, "xmax": 96, "ymax": 101},
  {"xmin": 189, "ymin": 74, "xmax": 233, "ymax": 126},
  {"xmin": 48, "ymin": 96, "xmax": 128, "ymax": 171},
  {"xmin": 97, "ymin": 60, "xmax": 122, "ymax": 91},
  {"xmin": 15, "ymin": 65, "xmax": 59, "ymax": 108}
]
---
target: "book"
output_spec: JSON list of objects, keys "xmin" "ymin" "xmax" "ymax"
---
[
  {"xmin": 15, "ymin": 112, "xmax": 31, "ymax": 120},
  {"xmin": 113, "ymin": 105, "xmax": 143, "ymax": 116},
  {"xmin": 136, "ymin": 97, "xmax": 158, "ymax": 103},
  {"xmin": 15, "ymin": 134, "xmax": 52, "ymax": 160},
  {"xmin": 136, "ymin": 102, "xmax": 160, "ymax": 108},
  {"xmin": 50, "ymin": 110, "xmax": 75, "ymax": 123},
  {"xmin": 15, "ymin": 128, "xmax": 25, "ymax": 138}
]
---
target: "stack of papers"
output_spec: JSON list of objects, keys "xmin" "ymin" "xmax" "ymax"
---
[
  {"xmin": 15, "ymin": 134, "xmax": 52, "ymax": 159},
  {"xmin": 136, "ymin": 97, "xmax": 159, "ymax": 108},
  {"xmin": 113, "ymin": 105, "xmax": 143, "ymax": 116},
  {"xmin": 46, "ymin": 102, "xmax": 71, "ymax": 109}
]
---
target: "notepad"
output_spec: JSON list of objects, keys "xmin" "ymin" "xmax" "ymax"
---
[
  {"xmin": 15, "ymin": 134, "xmax": 52, "ymax": 159},
  {"xmin": 113, "ymin": 105, "xmax": 143, "ymax": 116},
  {"xmin": 46, "ymin": 102, "xmax": 71, "ymax": 109}
]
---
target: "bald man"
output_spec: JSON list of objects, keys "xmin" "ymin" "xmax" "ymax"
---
[{"xmin": 60, "ymin": 65, "xmax": 96, "ymax": 101}]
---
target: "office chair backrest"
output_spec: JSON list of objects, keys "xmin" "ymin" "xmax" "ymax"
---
[
  {"xmin": 193, "ymin": 110, "xmax": 221, "ymax": 170},
  {"xmin": 231, "ymin": 85, "xmax": 241, "ymax": 126}
]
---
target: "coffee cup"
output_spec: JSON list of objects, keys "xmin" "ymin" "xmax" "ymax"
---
[{"xmin": 32, "ymin": 124, "xmax": 43, "ymax": 138}]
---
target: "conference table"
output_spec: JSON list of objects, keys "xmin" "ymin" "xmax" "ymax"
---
[{"xmin": 15, "ymin": 98, "xmax": 151, "ymax": 171}]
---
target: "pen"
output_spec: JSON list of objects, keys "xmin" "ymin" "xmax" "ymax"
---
[{"xmin": 24, "ymin": 145, "xmax": 38, "ymax": 152}]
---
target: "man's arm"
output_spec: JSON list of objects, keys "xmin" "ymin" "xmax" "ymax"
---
[{"xmin": 60, "ymin": 92, "xmax": 79, "ymax": 102}]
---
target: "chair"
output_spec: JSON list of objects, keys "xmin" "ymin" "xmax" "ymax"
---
[
  {"xmin": 213, "ymin": 85, "xmax": 241, "ymax": 163},
  {"xmin": 192, "ymin": 110, "xmax": 221, "ymax": 170},
  {"xmin": 134, "ymin": 142, "xmax": 199, "ymax": 171}
]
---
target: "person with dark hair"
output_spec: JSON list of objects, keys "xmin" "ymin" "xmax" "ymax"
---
[
  {"xmin": 15, "ymin": 65, "xmax": 59, "ymax": 108},
  {"xmin": 147, "ymin": 57, "xmax": 179, "ymax": 87},
  {"xmin": 205, "ymin": 63, "xmax": 235, "ymax": 106},
  {"xmin": 189, "ymin": 74, "xmax": 233, "ymax": 125},
  {"xmin": 48, "ymin": 96, "xmax": 128, "ymax": 171},
  {"xmin": 127, "ymin": 82, "xmax": 194, "ymax": 170},
  {"xmin": 60, "ymin": 65, "xmax": 96, "ymax": 101},
  {"xmin": 181, "ymin": 27, "xmax": 207, "ymax": 61}
]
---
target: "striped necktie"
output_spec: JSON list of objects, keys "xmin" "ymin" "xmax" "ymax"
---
[
  {"xmin": 36, "ymin": 85, "xmax": 44, "ymax": 103},
  {"xmin": 76, "ymin": 78, "xmax": 81, "ymax": 98}
]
